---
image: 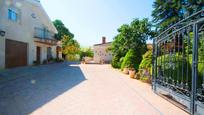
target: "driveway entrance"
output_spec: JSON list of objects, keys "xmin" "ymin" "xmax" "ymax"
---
[{"xmin": 0, "ymin": 62, "xmax": 187, "ymax": 115}]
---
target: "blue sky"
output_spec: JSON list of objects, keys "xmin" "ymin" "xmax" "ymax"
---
[{"xmin": 41, "ymin": 0, "xmax": 154, "ymax": 47}]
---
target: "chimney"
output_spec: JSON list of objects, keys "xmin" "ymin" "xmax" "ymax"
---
[{"xmin": 102, "ymin": 37, "xmax": 106, "ymax": 44}]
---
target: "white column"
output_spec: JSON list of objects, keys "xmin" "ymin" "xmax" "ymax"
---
[{"xmin": 51, "ymin": 46, "xmax": 56, "ymax": 58}]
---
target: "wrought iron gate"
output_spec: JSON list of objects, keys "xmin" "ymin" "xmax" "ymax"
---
[{"xmin": 153, "ymin": 10, "xmax": 204, "ymax": 115}]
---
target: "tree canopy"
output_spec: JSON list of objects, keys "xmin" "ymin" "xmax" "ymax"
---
[
  {"xmin": 111, "ymin": 18, "xmax": 154, "ymax": 68},
  {"xmin": 112, "ymin": 18, "xmax": 154, "ymax": 57},
  {"xmin": 61, "ymin": 35, "xmax": 80, "ymax": 55},
  {"xmin": 53, "ymin": 19, "xmax": 74, "ymax": 40},
  {"xmin": 79, "ymin": 47, "xmax": 93, "ymax": 60},
  {"xmin": 152, "ymin": 0, "xmax": 204, "ymax": 31},
  {"xmin": 139, "ymin": 50, "xmax": 153, "ymax": 69},
  {"xmin": 53, "ymin": 19, "xmax": 80, "ymax": 59}
]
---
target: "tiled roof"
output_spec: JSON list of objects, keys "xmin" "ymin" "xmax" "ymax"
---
[{"xmin": 93, "ymin": 42, "xmax": 112, "ymax": 46}]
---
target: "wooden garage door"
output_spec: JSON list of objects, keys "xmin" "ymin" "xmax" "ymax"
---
[{"xmin": 6, "ymin": 39, "xmax": 28, "ymax": 68}]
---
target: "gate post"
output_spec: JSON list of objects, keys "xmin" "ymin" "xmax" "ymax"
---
[
  {"xmin": 191, "ymin": 23, "xmax": 198, "ymax": 115},
  {"xmin": 152, "ymin": 39, "xmax": 155, "ymax": 90},
  {"xmin": 153, "ymin": 39, "xmax": 157, "ymax": 92}
]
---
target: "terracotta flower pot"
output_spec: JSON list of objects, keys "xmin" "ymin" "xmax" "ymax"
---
[
  {"xmin": 129, "ymin": 69, "xmax": 136, "ymax": 78},
  {"xmin": 123, "ymin": 68, "xmax": 129, "ymax": 74},
  {"xmin": 135, "ymin": 73, "xmax": 141, "ymax": 80}
]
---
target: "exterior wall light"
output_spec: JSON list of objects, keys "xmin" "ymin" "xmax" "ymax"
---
[{"xmin": 0, "ymin": 30, "xmax": 6, "ymax": 37}]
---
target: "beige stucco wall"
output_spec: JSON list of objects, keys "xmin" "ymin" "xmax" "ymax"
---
[
  {"xmin": 56, "ymin": 41, "xmax": 62, "ymax": 59},
  {"xmin": 0, "ymin": 0, "xmax": 58, "ymax": 67},
  {"xmin": 34, "ymin": 42, "xmax": 58, "ymax": 63},
  {"xmin": 51, "ymin": 46, "xmax": 57, "ymax": 58},
  {"xmin": 0, "ymin": 36, "xmax": 5, "ymax": 69},
  {"xmin": 93, "ymin": 44, "xmax": 112, "ymax": 63},
  {"xmin": 0, "ymin": 0, "xmax": 5, "ymax": 68}
]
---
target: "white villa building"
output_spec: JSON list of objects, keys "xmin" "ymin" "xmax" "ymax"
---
[
  {"xmin": 93, "ymin": 37, "xmax": 112, "ymax": 64},
  {"xmin": 0, "ymin": 0, "xmax": 62, "ymax": 68}
]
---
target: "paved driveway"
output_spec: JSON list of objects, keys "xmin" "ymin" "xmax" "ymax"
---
[{"xmin": 0, "ymin": 62, "xmax": 187, "ymax": 115}]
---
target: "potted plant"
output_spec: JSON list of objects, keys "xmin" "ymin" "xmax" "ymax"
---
[
  {"xmin": 129, "ymin": 67, "xmax": 136, "ymax": 78},
  {"xmin": 140, "ymin": 76, "xmax": 151, "ymax": 83},
  {"xmin": 123, "ymin": 66, "xmax": 129, "ymax": 74},
  {"xmin": 121, "ymin": 49, "xmax": 138, "ymax": 75},
  {"xmin": 135, "ymin": 73, "xmax": 141, "ymax": 80},
  {"xmin": 81, "ymin": 57, "xmax": 86, "ymax": 64},
  {"xmin": 43, "ymin": 59, "xmax": 48, "ymax": 64},
  {"xmin": 100, "ymin": 59, "xmax": 104, "ymax": 65},
  {"xmin": 33, "ymin": 60, "xmax": 40, "ymax": 66}
]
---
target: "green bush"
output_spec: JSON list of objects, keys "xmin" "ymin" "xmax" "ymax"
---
[
  {"xmin": 121, "ymin": 49, "xmax": 140, "ymax": 70},
  {"xmin": 139, "ymin": 50, "xmax": 152, "ymax": 69},
  {"xmin": 154, "ymin": 32, "xmax": 204, "ymax": 87},
  {"xmin": 157, "ymin": 54, "xmax": 192, "ymax": 87},
  {"xmin": 33, "ymin": 60, "xmax": 40, "ymax": 66},
  {"xmin": 79, "ymin": 47, "xmax": 93, "ymax": 60},
  {"xmin": 54, "ymin": 58, "xmax": 64, "ymax": 62},
  {"xmin": 119, "ymin": 57, "xmax": 124, "ymax": 64},
  {"xmin": 66, "ymin": 54, "xmax": 79, "ymax": 61},
  {"xmin": 43, "ymin": 59, "xmax": 48, "ymax": 64},
  {"xmin": 140, "ymin": 76, "xmax": 151, "ymax": 83},
  {"xmin": 111, "ymin": 55, "xmax": 121, "ymax": 68}
]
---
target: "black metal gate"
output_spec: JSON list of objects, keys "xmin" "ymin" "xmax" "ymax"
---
[{"xmin": 153, "ymin": 10, "xmax": 204, "ymax": 115}]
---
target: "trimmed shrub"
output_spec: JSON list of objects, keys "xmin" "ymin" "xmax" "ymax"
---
[
  {"xmin": 121, "ymin": 49, "xmax": 139, "ymax": 70},
  {"xmin": 157, "ymin": 54, "xmax": 192, "ymax": 87},
  {"xmin": 119, "ymin": 57, "xmax": 124, "ymax": 64},
  {"xmin": 139, "ymin": 50, "xmax": 152, "ymax": 69},
  {"xmin": 111, "ymin": 55, "xmax": 121, "ymax": 68},
  {"xmin": 66, "ymin": 54, "xmax": 79, "ymax": 61},
  {"xmin": 54, "ymin": 58, "xmax": 64, "ymax": 62}
]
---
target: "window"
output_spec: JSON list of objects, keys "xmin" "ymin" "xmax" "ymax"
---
[
  {"xmin": 31, "ymin": 13, "xmax": 36, "ymax": 19},
  {"xmin": 8, "ymin": 9, "xmax": 18, "ymax": 21}
]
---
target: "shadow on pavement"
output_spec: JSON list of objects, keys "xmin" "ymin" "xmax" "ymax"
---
[{"xmin": 0, "ymin": 62, "xmax": 86, "ymax": 115}]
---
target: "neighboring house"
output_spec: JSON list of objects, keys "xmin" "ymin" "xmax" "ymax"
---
[
  {"xmin": 0, "ymin": 0, "xmax": 62, "ymax": 68},
  {"xmin": 93, "ymin": 37, "xmax": 112, "ymax": 64},
  {"xmin": 147, "ymin": 43, "xmax": 153, "ymax": 50}
]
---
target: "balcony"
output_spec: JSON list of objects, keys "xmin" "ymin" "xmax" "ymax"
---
[
  {"xmin": 26, "ymin": 0, "xmax": 41, "ymax": 6},
  {"xmin": 34, "ymin": 27, "xmax": 57, "ymax": 45},
  {"xmin": 34, "ymin": 27, "xmax": 55, "ymax": 39}
]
